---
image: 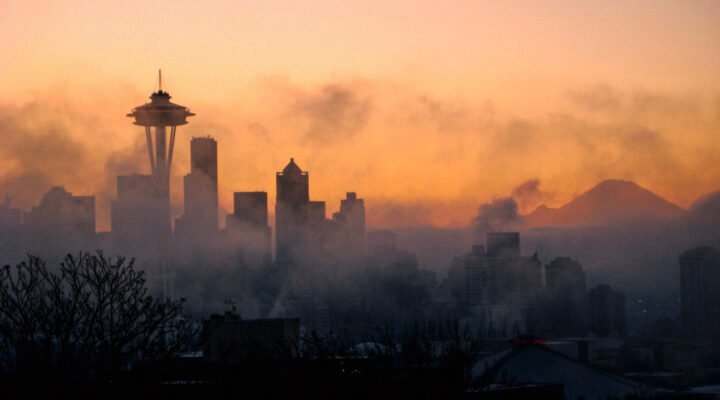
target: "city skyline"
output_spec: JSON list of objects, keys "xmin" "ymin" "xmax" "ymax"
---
[
  {"xmin": 1, "ymin": 81, "xmax": 717, "ymax": 233},
  {"xmin": 1, "ymin": 3, "xmax": 720, "ymax": 395},
  {"xmin": 1, "ymin": 1, "xmax": 719, "ymax": 231}
]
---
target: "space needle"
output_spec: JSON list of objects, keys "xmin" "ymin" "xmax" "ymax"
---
[{"xmin": 127, "ymin": 70, "xmax": 195, "ymax": 240}]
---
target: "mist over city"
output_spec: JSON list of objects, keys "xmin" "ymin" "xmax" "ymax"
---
[{"xmin": 1, "ymin": 1, "xmax": 719, "ymax": 398}]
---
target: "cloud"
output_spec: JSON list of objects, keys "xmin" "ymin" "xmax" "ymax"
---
[
  {"xmin": 413, "ymin": 95, "xmax": 495, "ymax": 135},
  {"xmin": 293, "ymin": 83, "xmax": 372, "ymax": 143},
  {"xmin": 472, "ymin": 197, "xmax": 523, "ymax": 239},
  {"xmin": 366, "ymin": 199, "xmax": 477, "ymax": 228},
  {"xmin": 0, "ymin": 102, "xmax": 95, "ymax": 208},
  {"xmin": 510, "ymin": 179, "xmax": 554, "ymax": 212},
  {"xmin": 567, "ymin": 84, "xmax": 622, "ymax": 112},
  {"xmin": 1, "ymin": 80, "xmax": 718, "ymax": 232}
]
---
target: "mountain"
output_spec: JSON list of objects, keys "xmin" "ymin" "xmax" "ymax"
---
[{"xmin": 525, "ymin": 179, "xmax": 683, "ymax": 227}]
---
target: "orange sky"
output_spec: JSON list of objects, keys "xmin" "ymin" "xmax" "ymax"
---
[{"xmin": 1, "ymin": 1, "xmax": 719, "ymax": 231}]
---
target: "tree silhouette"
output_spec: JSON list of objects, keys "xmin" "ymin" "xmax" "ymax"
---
[{"xmin": 0, "ymin": 252, "xmax": 196, "ymax": 383}]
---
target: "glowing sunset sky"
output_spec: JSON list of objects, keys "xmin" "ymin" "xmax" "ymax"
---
[{"xmin": 1, "ymin": 0, "xmax": 718, "ymax": 230}]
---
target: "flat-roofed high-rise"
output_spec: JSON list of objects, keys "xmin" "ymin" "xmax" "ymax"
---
[
  {"xmin": 230, "ymin": 192, "xmax": 268, "ymax": 228},
  {"xmin": 176, "ymin": 137, "xmax": 218, "ymax": 238},
  {"xmin": 226, "ymin": 191, "xmax": 272, "ymax": 263}
]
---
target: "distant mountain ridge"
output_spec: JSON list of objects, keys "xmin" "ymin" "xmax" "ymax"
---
[{"xmin": 525, "ymin": 179, "xmax": 683, "ymax": 227}]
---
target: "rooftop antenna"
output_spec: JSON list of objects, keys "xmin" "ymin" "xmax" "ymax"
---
[{"xmin": 158, "ymin": 69, "xmax": 162, "ymax": 92}]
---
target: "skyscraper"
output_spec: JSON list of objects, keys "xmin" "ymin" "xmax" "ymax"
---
[
  {"xmin": 588, "ymin": 284, "xmax": 626, "ymax": 337},
  {"xmin": 544, "ymin": 257, "xmax": 588, "ymax": 336},
  {"xmin": 111, "ymin": 173, "xmax": 156, "ymax": 254},
  {"xmin": 680, "ymin": 246, "xmax": 720, "ymax": 338},
  {"xmin": 308, "ymin": 200, "xmax": 327, "ymax": 245},
  {"xmin": 447, "ymin": 232, "xmax": 542, "ymax": 304},
  {"xmin": 175, "ymin": 137, "xmax": 218, "ymax": 238},
  {"xmin": 275, "ymin": 158, "xmax": 309, "ymax": 261},
  {"xmin": 332, "ymin": 192, "xmax": 365, "ymax": 258},
  {"xmin": 226, "ymin": 191, "xmax": 272, "ymax": 261},
  {"xmin": 444, "ymin": 232, "xmax": 542, "ymax": 336},
  {"xmin": 228, "ymin": 192, "xmax": 269, "ymax": 229}
]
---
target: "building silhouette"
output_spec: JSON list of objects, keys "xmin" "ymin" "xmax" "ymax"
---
[
  {"xmin": 24, "ymin": 186, "xmax": 95, "ymax": 236},
  {"xmin": 457, "ymin": 232, "xmax": 541, "ymax": 304},
  {"xmin": 275, "ymin": 158, "xmax": 309, "ymax": 261},
  {"xmin": 175, "ymin": 137, "xmax": 218, "ymax": 239},
  {"xmin": 544, "ymin": 257, "xmax": 588, "ymax": 336},
  {"xmin": 111, "ymin": 174, "xmax": 157, "ymax": 254},
  {"xmin": 545, "ymin": 257, "xmax": 586, "ymax": 293},
  {"xmin": 308, "ymin": 200, "xmax": 329, "ymax": 247},
  {"xmin": 445, "ymin": 232, "xmax": 542, "ymax": 337},
  {"xmin": 308, "ymin": 201, "xmax": 326, "ymax": 230},
  {"xmin": 24, "ymin": 186, "xmax": 95, "ymax": 252},
  {"xmin": 226, "ymin": 191, "xmax": 272, "ymax": 262},
  {"xmin": 486, "ymin": 232, "xmax": 521, "ymax": 258},
  {"xmin": 332, "ymin": 192, "xmax": 365, "ymax": 260},
  {"xmin": 228, "ymin": 192, "xmax": 269, "ymax": 229},
  {"xmin": 680, "ymin": 246, "xmax": 720, "ymax": 338},
  {"xmin": 588, "ymin": 284, "xmax": 626, "ymax": 337}
]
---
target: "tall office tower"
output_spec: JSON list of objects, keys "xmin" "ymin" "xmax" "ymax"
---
[
  {"xmin": 275, "ymin": 158, "xmax": 309, "ymax": 261},
  {"xmin": 487, "ymin": 233, "xmax": 541, "ymax": 303},
  {"xmin": 333, "ymin": 192, "xmax": 365, "ymax": 258},
  {"xmin": 680, "ymin": 246, "xmax": 720, "ymax": 338},
  {"xmin": 448, "ymin": 232, "xmax": 542, "ymax": 305},
  {"xmin": 544, "ymin": 257, "xmax": 588, "ymax": 336},
  {"xmin": 447, "ymin": 244, "xmax": 491, "ymax": 306},
  {"xmin": 24, "ymin": 186, "xmax": 95, "ymax": 252},
  {"xmin": 126, "ymin": 71, "xmax": 194, "ymax": 248},
  {"xmin": 444, "ymin": 232, "xmax": 542, "ymax": 337},
  {"xmin": 226, "ymin": 191, "xmax": 272, "ymax": 261},
  {"xmin": 111, "ymin": 174, "xmax": 156, "ymax": 253},
  {"xmin": 175, "ymin": 137, "xmax": 218, "ymax": 238},
  {"xmin": 588, "ymin": 284, "xmax": 626, "ymax": 337}
]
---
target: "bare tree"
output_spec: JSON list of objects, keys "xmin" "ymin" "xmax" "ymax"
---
[{"xmin": 0, "ymin": 252, "xmax": 197, "ymax": 382}]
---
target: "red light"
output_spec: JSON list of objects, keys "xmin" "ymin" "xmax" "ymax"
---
[{"xmin": 513, "ymin": 338, "xmax": 548, "ymax": 345}]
